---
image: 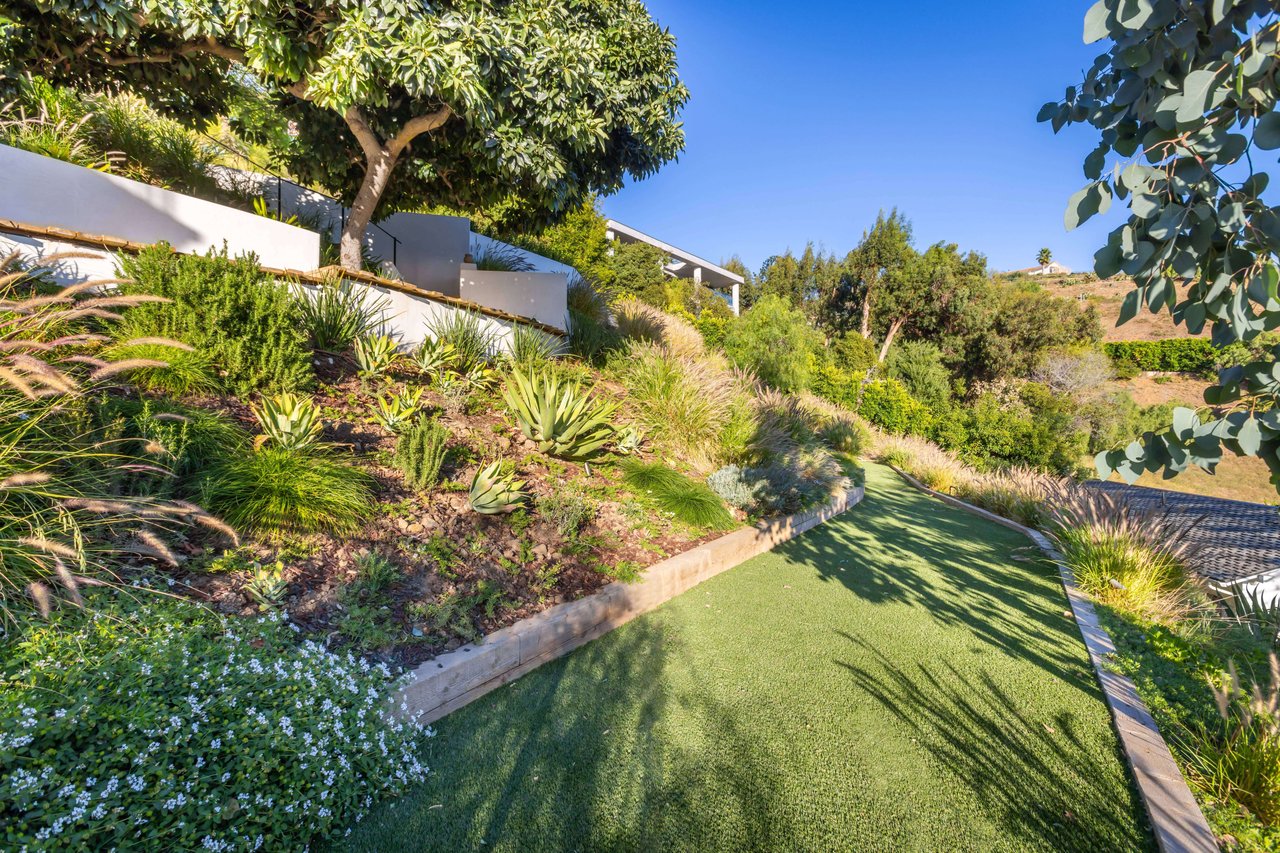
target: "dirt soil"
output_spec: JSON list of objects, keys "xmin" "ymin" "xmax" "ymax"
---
[{"xmin": 168, "ymin": 357, "xmax": 730, "ymax": 669}]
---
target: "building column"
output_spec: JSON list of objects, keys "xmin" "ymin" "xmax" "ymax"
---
[
  {"xmin": 731, "ymin": 282, "xmax": 740, "ymax": 316},
  {"xmin": 693, "ymin": 266, "xmax": 702, "ymax": 285}
]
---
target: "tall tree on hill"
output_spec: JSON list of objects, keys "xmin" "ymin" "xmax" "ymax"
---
[
  {"xmin": 846, "ymin": 210, "xmax": 915, "ymax": 341},
  {"xmin": 871, "ymin": 242, "xmax": 988, "ymax": 363},
  {"xmin": 1037, "ymin": 247, "xmax": 1053, "ymax": 268},
  {"xmin": 8, "ymin": 0, "xmax": 688, "ymax": 270},
  {"xmin": 1042, "ymin": 0, "xmax": 1280, "ymax": 490}
]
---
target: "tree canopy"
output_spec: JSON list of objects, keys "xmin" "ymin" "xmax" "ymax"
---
[
  {"xmin": 1042, "ymin": 0, "xmax": 1280, "ymax": 489},
  {"xmin": 6, "ymin": 0, "xmax": 689, "ymax": 268}
]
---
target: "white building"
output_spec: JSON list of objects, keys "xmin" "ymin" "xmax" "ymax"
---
[{"xmin": 604, "ymin": 219, "xmax": 744, "ymax": 315}]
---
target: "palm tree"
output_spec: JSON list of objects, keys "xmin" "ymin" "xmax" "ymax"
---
[{"xmin": 1037, "ymin": 247, "xmax": 1053, "ymax": 268}]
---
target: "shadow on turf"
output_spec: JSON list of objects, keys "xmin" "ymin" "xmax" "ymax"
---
[
  {"xmin": 835, "ymin": 633, "xmax": 1153, "ymax": 851},
  {"xmin": 780, "ymin": 467, "xmax": 1097, "ymax": 692},
  {"xmin": 341, "ymin": 615, "xmax": 794, "ymax": 852}
]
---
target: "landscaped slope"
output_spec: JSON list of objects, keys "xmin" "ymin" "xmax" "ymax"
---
[{"xmin": 339, "ymin": 464, "xmax": 1151, "ymax": 852}]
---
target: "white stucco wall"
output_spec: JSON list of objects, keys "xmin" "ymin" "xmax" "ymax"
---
[
  {"xmin": 470, "ymin": 233, "xmax": 581, "ymax": 280},
  {"xmin": 1, "ymin": 145, "xmax": 320, "ymax": 270},
  {"xmin": 459, "ymin": 269, "xmax": 568, "ymax": 332}
]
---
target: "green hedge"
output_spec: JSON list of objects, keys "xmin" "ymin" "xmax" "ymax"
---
[
  {"xmin": 1103, "ymin": 339, "xmax": 1215, "ymax": 373},
  {"xmin": 811, "ymin": 365, "xmax": 933, "ymax": 437}
]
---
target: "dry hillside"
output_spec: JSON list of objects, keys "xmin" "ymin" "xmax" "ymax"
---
[{"xmin": 1010, "ymin": 272, "xmax": 1207, "ymax": 342}]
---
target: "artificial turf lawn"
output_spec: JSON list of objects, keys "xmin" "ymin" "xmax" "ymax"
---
[{"xmin": 340, "ymin": 463, "xmax": 1152, "ymax": 852}]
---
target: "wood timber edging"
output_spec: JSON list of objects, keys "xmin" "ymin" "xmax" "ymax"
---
[
  {"xmin": 0, "ymin": 218, "xmax": 565, "ymax": 336},
  {"xmin": 396, "ymin": 481, "xmax": 866, "ymax": 725},
  {"xmin": 887, "ymin": 464, "xmax": 1217, "ymax": 853}
]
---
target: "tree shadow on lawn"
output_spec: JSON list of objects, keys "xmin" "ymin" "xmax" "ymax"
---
[
  {"xmin": 836, "ymin": 633, "xmax": 1153, "ymax": 851},
  {"xmin": 781, "ymin": 468, "xmax": 1096, "ymax": 692},
  {"xmin": 343, "ymin": 614, "xmax": 792, "ymax": 852}
]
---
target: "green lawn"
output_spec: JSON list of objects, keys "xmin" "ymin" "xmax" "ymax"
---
[{"xmin": 339, "ymin": 464, "xmax": 1152, "ymax": 852}]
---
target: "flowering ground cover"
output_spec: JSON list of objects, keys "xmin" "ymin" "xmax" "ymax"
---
[{"xmin": 338, "ymin": 464, "xmax": 1151, "ymax": 851}]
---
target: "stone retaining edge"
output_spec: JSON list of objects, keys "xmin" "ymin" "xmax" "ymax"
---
[
  {"xmin": 887, "ymin": 464, "xmax": 1217, "ymax": 853},
  {"xmin": 397, "ymin": 481, "xmax": 866, "ymax": 725}
]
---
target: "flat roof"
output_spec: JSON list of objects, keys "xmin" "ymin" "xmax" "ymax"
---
[{"xmin": 605, "ymin": 219, "xmax": 744, "ymax": 289}]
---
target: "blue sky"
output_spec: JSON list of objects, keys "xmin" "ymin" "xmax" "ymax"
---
[{"xmin": 601, "ymin": 1, "xmax": 1123, "ymax": 277}]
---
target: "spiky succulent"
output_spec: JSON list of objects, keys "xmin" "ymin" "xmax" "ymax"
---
[
  {"xmin": 354, "ymin": 333, "xmax": 399, "ymax": 380},
  {"xmin": 413, "ymin": 337, "xmax": 458, "ymax": 377},
  {"xmin": 372, "ymin": 387, "xmax": 423, "ymax": 433},
  {"xmin": 502, "ymin": 369, "xmax": 617, "ymax": 459},
  {"xmin": 251, "ymin": 392, "xmax": 323, "ymax": 451},
  {"xmin": 468, "ymin": 461, "xmax": 526, "ymax": 515}
]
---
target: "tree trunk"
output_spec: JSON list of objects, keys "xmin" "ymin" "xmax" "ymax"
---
[
  {"xmin": 877, "ymin": 316, "xmax": 907, "ymax": 363},
  {"xmin": 859, "ymin": 293, "xmax": 872, "ymax": 339},
  {"xmin": 339, "ymin": 148, "xmax": 399, "ymax": 271}
]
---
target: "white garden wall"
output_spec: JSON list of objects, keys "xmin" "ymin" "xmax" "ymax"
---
[
  {"xmin": 0, "ymin": 144, "xmax": 320, "ymax": 271},
  {"xmin": 459, "ymin": 269, "xmax": 568, "ymax": 331}
]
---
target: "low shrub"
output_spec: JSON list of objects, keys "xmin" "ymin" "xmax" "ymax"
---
[
  {"xmin": 721, "ymin": 294, "xmax": 820, "ymax": 392},
  {"xmin": 0, "ymin": 597, "xmax": 428, "ymax": 850},
  {"xmin": 620, "ymin": 460, "xmax": 734, "ymax": 530},
  {"xmin": 1103, "ymin": 339, "xmax": 1217, "ymax": 374},
  {"xmin": 707, "ymin": 465, "xmax": 766, "ymax": 512},
  {"xmin": 859, "ymin": 377, "xmax": 934, "ymax": 436},
  {"xmin": 427, "ymin": 311, "xmax": 496, "ymax": 373},
  {"xmin": 538, "ymin": 490, "xmax": 598, "ymax": 537},
  {"xmin": 118, "ymin": 246, "xmax": 312, "ymax": 396},
  {"xmin": 394, "ymin": 416, "xmax": 448, "ymax": 491},
  {"xmin": 201, "ymin": 447, "xmax": 373, "ymax": 536}
]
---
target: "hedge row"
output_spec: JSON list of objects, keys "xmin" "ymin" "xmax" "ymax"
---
[{"xmin": 1103, "ymin": 338, "xmax": 1216, "ymax": 373}]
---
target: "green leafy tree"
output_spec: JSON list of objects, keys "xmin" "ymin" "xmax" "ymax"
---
[
  {"xmin": 1037, "ymin": 247, "xmax": 1053, "ymax": 268},
  {"xmin": 609, "ymin": 241, "xmax": 670, "ymax": 304},
  {"xmin": 845, "ymin": 210, "xmax": 916, "ymax": 342},
  {"xmin": 9, "ymin": 0, "xmax": 688, "ymax": 270},
  {"xmin": 722, "ymin": 294, "xmax": 821, "ymax": 392},
  {"xmin": 1042, "ymin": 0, "xmax": 1280, "ymax": 488}
]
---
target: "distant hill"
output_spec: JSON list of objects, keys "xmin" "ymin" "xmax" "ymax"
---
[{"xmin": 998, "ymin": 272, "xmax": 1206, "ymax": 343}]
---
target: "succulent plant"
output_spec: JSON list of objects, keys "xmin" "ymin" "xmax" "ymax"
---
[
  {"xmin": 502, "ymin": 369, "xmax": 617, "ymax": 459},
  {"xmin": 251, "ymin": 392, "xmax": 323, "ymax": 451},
  {"xmin": 244, "ymin": 561, "xmax": 288, "ymax": 611},
  {"xmin": 614, "ymin": 424, "xmax": 644, "ymax": 455},
  {"xmin": 354, "ymin": 333, "xmax": 399, "ymax": 380},
  {"xmin": 413, "ymin": 337, "xmax": 458, "ymax": 377},
  {"xmin": 468, "ymin": 461, "xmax": 526, "ymax": 514},
  {"xmin": 372, "ymin": 387, "xmax": 423, "ymax": 432}
]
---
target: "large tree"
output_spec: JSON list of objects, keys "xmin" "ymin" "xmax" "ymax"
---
[
  {"xmin": 8, "ymin": 0, "xmax": 688, "ymax": 269},
  {"xmin": 1042, "ymin": 0, "xmax": 1280, "ymax": 488},
  {"xmin": 844, "ymin": 210, "xmax": 915, "ymax": 342}
]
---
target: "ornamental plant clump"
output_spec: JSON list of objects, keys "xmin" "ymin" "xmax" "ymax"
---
[
  {"xmin": 394, "ymin": 415, "xmax": 449, "ymax": 492},
  {"xmin": 468, "ymin": 461, "xmax": 526, "ymax": 515},
  {"xmin": 0, "ymin": 598, "xmax": 430, "ymax": 850},
  {"xmin": 373, "ymin": 387, "xmax": 424, "ymax": 433},
  {"xmin": 354, "ymin": 334, "xmax": 399, "ymax": 382},
  {"xmin": 251, "ymin": 392, "xmax": 323, "ymax": 452},
  {"xmin": 298, "ymin": 278, "xmax": 389, "ymax": 353},
  {"xmin": 413, "ymin": 337, "xmax": 460, "ymax": 378},
  {"xmin": 503, "ymin": 370, "xmax": 617, "ymax": 459},
  {"xmin": 1044, "ymin": 1, "xmax": 1280, "ymax": 491}
]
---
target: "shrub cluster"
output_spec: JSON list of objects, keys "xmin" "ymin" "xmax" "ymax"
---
[
  {"xmin": 119, "ymin": 246, "xmax": 312, "ymax": 396},
  {"xmin": 1103, "ymin": 339, "xmax": 1216, "ymax": 374},
  {"xmin": 0, "ymin": 598, "xmax": 429, "ymax": 851}
]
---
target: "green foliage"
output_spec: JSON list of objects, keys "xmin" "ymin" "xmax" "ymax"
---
[
  {"xmin": 473, "ymin": 242, "xmax": 534, "ymax": 272},
  {"xmin": 505, "ymin": 201, "xmax": 617, "ymax": 292},
  {"xmin": 297, "ymin": 279, "xmax": 388, "ymax": 352},
  {"xmin": 413, "ymin": 337, "xmax": 460, "ymax": 378},
  {"xmin": 373, "ymin": 387, "xmax": 423, "ymax": 433},
  {"xmin": 1046, "ymin": 2, "xmax": 1280, "ymax": 492},
  {"xmin": 100, "ymin": 339, "xmax": 219, "ymax": 396},
  {"xmin": 355, "ymin": 551, "xmax": 399, "ymax": 592},
  {"xmin": 694, "ymin": 313, "xmax": 731, "ymax": 349},
  {"xmin": 468, "ymin": 461, "xmax": 526, "ymax": 515},
  {"xmin": 0, "ymin": 596, "xmax": 428, "ymax": 850},
  {"xmin": 508, "ymin": 324, "xmax": 560, "ymax": 370},
  {"xmin": 427, "ymin": 311, "xmax": 495, "ymax": 374},
  {"xmin": 722, "ymin": 295, "xmax": 821, "ymax": 392},
  {"xmin": 567, "ymin": 308, "xmax": 620, "ymax": 364},
  {"xmin": 1103, "ymin": 339, "xmax": 1216, "ymax": 374},
  {"xmin": 608, "ymin": 241, "xmax": 669, "ymax": 303},
  {"xmin": 707, "ymin": 465, "xmax": 766, "ymax": 512},
  {"xmin": 502, "ymin": 370, "xmax": 617, "ymax": 459},
  {"xmin": 118, "ymin": 246, "xmax": 312, "ymax": 396},
  {"xmin": 537, "ymin": 490, "xmax": 598, "ymax": 538},
  {"xmin": 830, "ymin": 333, "xmax": 878, "ymax": 372},
  {"xmin": 243, "ymin": 560, "xmax": 288, "ymax": 611},
  {"xmin": 859, "ymin": 378, "xmax": 933, "ymax": 437},
  {"xmin": 620, "ymin": 460, "xmax": 733, "ymax": 531},
  {"xmin": 886, "ymin": 340, "xmax": 952, "ymax": 412},
  {"xmin": 1037, "ymin": 248, "xmax": 1053, "ymax": 268},
  {"xmin": 394, "ymin": 415, "xmax": 448, "ymax": 491},
  {"xmin": 201, "ymin": 446, "xmax": 373, "ymax": 536},
  {"xmin": 354, "ymin": 334, "xmax": 399, "ymax": 381},
  {"xmin": 251, "ymin": 392, "xmax": 323, "ymax": 452},
  {"xmin": 13, "ymin": 1, "xmax": 688, "ymax": 263}
]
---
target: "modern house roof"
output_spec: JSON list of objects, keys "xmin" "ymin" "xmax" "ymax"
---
[{"xmin": 604, "ymin": 219, "xmax": 744, "ymax": 291}]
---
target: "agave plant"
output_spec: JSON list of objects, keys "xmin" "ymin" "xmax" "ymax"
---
[
  {"xmin": 354, "ymin": 333, "xmax": 399, "ymax": 381},
  {"xmin": 243, "ymin": 561, "xmax": 288, "ymax": 611},
  {"xmin": 469, "ymin": 461, "xmax": 526, "ymax": 515},
  {"xmin": 413, "ymin": 337, "xmax": 459, "ymax": 377},
  {"xmin": 462, "ymin": 363, "xmax": 500, "ymax": 393},
  {"xmin": 614, "ymin": 425, "xmax": 644, "ymax": 455},
  {"xmin": 251, "ymin": 392, "xmax": 323, "ymax": 451},
  {"xmin": 502, "ymin": 369, "xmax": 617, "ymax": 459},
  {"xmin": 373, "ymin": 387, "xmax": 423, "ymax": 433}
]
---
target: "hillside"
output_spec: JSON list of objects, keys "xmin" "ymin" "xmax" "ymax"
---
[{"xmin": 1004, "ymin": 272, "xmax": 1206, "ymax": 342}]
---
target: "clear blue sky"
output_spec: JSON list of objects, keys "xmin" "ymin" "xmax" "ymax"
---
[{"xmin": 601, "ymin": 1, "xmax": 1122, "ymax": 277}]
